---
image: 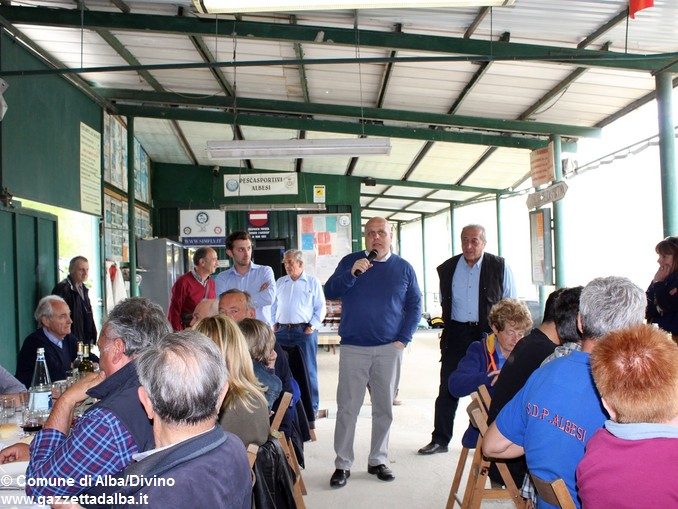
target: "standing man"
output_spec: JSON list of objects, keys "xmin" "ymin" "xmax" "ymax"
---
[
  {"xmin": 325, "ymin": 217, "xmax": 421, "ymax": 488},
  {"xmin": 215, "ymin": 231, "xmax": 276, "ymax": 325},
  {"xmin": 419, "ymin": 224, "xmax": 516, "ymax": 455},
  {"xmin": 52, "ymin": 255, "xmax": 97, "ymax": 345},
  {"xmin": 168, "ymin": 247, "xmax": 218, "ymax": 331},
  {"xmin": 272, "ymin": 249, "xmax": 326, "ymax": 416}
]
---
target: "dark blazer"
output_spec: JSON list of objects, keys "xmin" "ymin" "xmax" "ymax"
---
[
  {"xmin": 15, "ymin": 328, "xmax": 79, "ymax": 388},
  {"xmin": 52, "ymin": 276, "xmax": 97, "ymax": 344}
]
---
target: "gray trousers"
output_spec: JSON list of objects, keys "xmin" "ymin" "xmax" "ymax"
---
[{"xmin": 334, "ymin": 343, "xmax": 403, "ymax": 469}]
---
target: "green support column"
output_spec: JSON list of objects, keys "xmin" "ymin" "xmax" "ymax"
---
[
  {"xmin": 551, "ymin": 134, "xmax": 565, "ymax": 288},
  {"xmin": 127, "ymin": 116, "xmax": 138, "ymax": 297},
  {"xmin": 656, "ymin": 72, "xmax": 678, "ymax": 236},
  {"xmin": 449, "ymin": 204, "xmax": 455, "ymax": 254},
  {"xmin": 495, "ymin": 194, "xmax": 503, "ymax": 257},
  {"xmin": 421, "ymin": 214, "xmax": 427, "ymax": 314}
]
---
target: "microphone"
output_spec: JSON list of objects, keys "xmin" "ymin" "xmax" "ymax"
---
[{"xmin": 353, "ymin": 250, "xmax": 378, "ymax": 276}]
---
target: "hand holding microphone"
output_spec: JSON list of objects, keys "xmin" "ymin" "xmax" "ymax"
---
[{"xmin": 353, "ymin": 250, "xmax": 378, "ymax": 276}]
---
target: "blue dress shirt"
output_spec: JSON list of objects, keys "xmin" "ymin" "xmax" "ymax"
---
[
  {"xmin": 451, "ymin": 254, "xmax": 516, "ymax": 322},
  {"xmin": 214, "ymin": 262, "xmax": 276, "ymax": 324},
  {"xmin": 272, "ymin": 271, "xmax": 326, "ymax": 328}
]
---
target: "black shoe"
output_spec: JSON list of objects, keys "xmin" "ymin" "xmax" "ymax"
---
[
  {"xmin": 330, "ymin": 469, "xmax": 350, "ymax": 488},
  {"xmin": 418, "ymin": 442, "xmax": 449, "ymax": 455},
  {"xmin": 367, "ymin": 464, "xmax": 395, "ymax": 482}
]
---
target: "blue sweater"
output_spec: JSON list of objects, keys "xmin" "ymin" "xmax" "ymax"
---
[{"xmin": 324, "ymin": 251, "xmax": 421, "ymax": 347}]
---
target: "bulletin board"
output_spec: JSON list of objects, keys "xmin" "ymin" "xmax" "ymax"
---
[{"xmin": 297, "ymin": 213, "xmax": 353, "ymax": 284}]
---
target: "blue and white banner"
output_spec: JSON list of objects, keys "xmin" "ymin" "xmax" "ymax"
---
[
  {"xmin": 223, "ymin": 173, "xmax": 298, "ymax": 196},
  {"xmin": 179, "ymin": 209, "xmax": 225, "ymax": 246}
]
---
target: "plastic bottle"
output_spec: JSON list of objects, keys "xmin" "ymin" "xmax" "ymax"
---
[{"xmin": 28, "ymin": 347, "xmax": 52, "ymax": 417}]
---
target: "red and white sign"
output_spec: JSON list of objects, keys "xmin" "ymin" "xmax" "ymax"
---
[{"xmin": 248, "ymin": 211, "xmax": 268, "ymax": 227}]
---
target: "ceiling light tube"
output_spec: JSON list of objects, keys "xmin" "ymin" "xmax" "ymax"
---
[
  {"xmin": 207, "ymin": 138, "xmax": 391, "ymax": 159},
  {"xmin": 194, "ymin": 0, "xmax": 516, "ymax": 14}
]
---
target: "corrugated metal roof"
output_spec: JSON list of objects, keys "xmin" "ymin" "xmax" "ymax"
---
[{"xmin": 4, "ymin": 0, "xmax": 676, "ymax": 223}]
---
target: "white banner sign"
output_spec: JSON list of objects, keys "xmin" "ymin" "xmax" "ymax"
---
[
  {"xmin": 223, "ymin": 173, "xmax": 298, "ymax": 197},
  {"xmin": 179, "ymin": 209, "xmax": 225, "ymax": 246},
  {"xmin": 79, "ymin": 122, "xmax": 102, "ymax": 215}
]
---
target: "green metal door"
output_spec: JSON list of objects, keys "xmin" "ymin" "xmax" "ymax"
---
[{"xmin": 0, "ymin": 205, "xmax": 58, "ymax": 372}]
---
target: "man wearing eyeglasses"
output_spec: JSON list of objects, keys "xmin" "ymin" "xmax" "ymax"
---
[
  {"xmin": 325, "ymin": 217, "xmax": 421, "ymax": 488},
  {"xmin": 418, "ymin": 224, "xmax": 516, "ymax": 456}
]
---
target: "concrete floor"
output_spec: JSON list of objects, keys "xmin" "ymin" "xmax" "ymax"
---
[{"xmin": 300, "ymin": 330, "xmax": 514, "ymax": 509}]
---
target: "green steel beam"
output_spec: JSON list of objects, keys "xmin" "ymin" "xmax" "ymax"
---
[
  {"xmin": 187, "ymin": 34, "xmax": 252, "ymax": 168},
  {"xmin": 552, "ymin": 134, "xmax": 566, "ymax": 288},
  {"xmin": 98, "ymin": 88, "xmax": 598, "ymax": 138},
  {"xmin": 87, "ymin": 8, "xmax": 199, "ymax": 166},
  {"xmin": 595, "ymin": 76, "xmax": 678, "ymax": 129},
  {"xmin": 364, "ymin": 176, "xmax": 502, "ymax": 195},
  {"xmin": 0, "ymin": 6, "xmax": 676, "ymax": 73},
  {"xmin": 361, "ymin": 192, "xmax": 455, "ymax": 204},
  {"xmin": 290, "ymin": 15, "xmax": 310, "ymax": 104},
  {"xmin": 113, "ymin": 104, "xmax": 549, "ymax": 150},
  {"xmin": 656, "ymin": 72, "xmax": 678, "ymax": 236},
  {"xmin": 127, "ymin": 116, "xmax": 138, "ymax": 297}
]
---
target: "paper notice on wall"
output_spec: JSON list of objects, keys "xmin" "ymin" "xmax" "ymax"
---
[{"xmin": 80, "ymin": 122, "xmax": 102, "ymax": 215}]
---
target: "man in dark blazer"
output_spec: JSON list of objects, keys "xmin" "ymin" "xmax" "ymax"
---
[
  {"xmin": 15, "ymin": 295, "xmax": 79, "ymax": 388},
  {"xmin": 419, "ymin": 224, "xmax": 516, "ymax": 455},
  {"xmin": 52, "ymin": 255, "xmax": 97, "ymax": 345}
]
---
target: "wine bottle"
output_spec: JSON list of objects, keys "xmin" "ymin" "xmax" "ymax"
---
[
  {"xmin": 78, "ymin": 344, "xmax": 95, "ymax": 374},
  {"xmin": 28, "ymin": 348, "xmax": 52, "ymax": 418},
  {"xmin": 72, "ymin": 341, "xmax": 84, "ymax": 371}
]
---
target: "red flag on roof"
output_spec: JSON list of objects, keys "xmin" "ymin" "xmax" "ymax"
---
[{"xmin": 629, "ymin": 0, "xmax": 654, "ymax": 19}]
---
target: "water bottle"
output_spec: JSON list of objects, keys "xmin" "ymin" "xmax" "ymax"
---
[{"xmin": 28, "ymin": 347, "xmax": 52, "ymax": 417}]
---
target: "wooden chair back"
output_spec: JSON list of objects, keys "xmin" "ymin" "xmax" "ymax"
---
[
  {"xmin": 446, "ymin": 388, "xmax": 527, "ymax": 509},
  {"xmin": 530, "ymin": 474, "xmax": 577, "ymax": 509},
  {"xmin": 268, "ymin": 392, "xmax": 307, "ymax": 508}
]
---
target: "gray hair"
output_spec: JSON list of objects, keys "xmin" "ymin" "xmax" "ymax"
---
[
  {"xmin": 579, "ymin": 276, "xmax": 645, "ymax": 339},
  {"xmin": 105, "ymin": 297, "xmax": 171, "ymax": 357},
  {"xmin": 136, "ymin": 330, "xmax": 228, "ymax": 425},
  {"xmin": 68, "ymin": 256, "xmax": 88, "ymax": 273},
  {"xmin": 34, "ymin": 295, "xmax": 67, "ymax": 324},
  {"xmin": 219, "ymin": 288, "xmax": 255, "ymax": 312},
  {"xmin": 283, "ymin": 249, "xmax": 304, "ymax": 264},
  {"xmin": 461, "ymin": 224, "xmax": 487, "ymax": 243}
]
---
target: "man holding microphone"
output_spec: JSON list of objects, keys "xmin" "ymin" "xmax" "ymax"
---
[{"xmin": 324, "ymin": 217, "xmax": 421, "ymax": 488}]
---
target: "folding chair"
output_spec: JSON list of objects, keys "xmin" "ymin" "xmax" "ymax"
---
[
  {"xmin": 530, "ymin": 474, "xmax": 577, "ymax": 509},
  {"xmin": 270, "ymin": 392, "xmax": 307, "ymax": 508},
  {"xmin": 447, "ymin": 390, "xmax": 527, "ymax": 509}
]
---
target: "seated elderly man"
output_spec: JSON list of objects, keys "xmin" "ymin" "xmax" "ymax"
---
[
  {"xmin": 577, "ymin": 324, "xmax": 678, "ymax": 508},
  {"xmin": 483, "ymin": 276, "xmax": 646, "ymax": 509},
  {"xmin": 15, "ymin": 295, "xmax": 80, "ymax": 387},
  {"xmin": 81, "ymin": 330, "xmax": 251, "ymax": 508},
  {"xmin": 448, "ymin": 298, "xmax": 532, "ymax": 448},
  {"xmin": 0, "ymin": 298, "xmax": 169, "ymax": 498}
]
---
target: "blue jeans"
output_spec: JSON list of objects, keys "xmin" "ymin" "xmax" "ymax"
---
[{"xmin": 275, "ymin": 326, "xmax": 319, "ymax": 414}]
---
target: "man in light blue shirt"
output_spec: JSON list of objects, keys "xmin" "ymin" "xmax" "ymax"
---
[
  {"xmin": 272, "ymin": 249, "xmax": 326, "ymax": 416},
  {"xmin": 214, "ymin": 231, "xmax": 276, "ymax": 325},
  {"xmin": 419, "ymin": 224, "xmax": 517, "ymax": 455}
]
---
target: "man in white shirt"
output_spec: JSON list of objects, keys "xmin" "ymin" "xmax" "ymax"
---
[{"xmin": 272, "ymin": 249, "xmax": 326, "ymax": 415}]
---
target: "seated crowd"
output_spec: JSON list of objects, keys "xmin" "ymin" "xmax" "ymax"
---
[
  {"xmin": 1, "ymin": 269, "xmax": 677, "ymax": 508},
  {"xmin": 0, "ymin": 290, "xmax": 307, "ymax": 508}
]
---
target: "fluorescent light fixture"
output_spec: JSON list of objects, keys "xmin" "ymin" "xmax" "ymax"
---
[
  {"xmin": 220, "ymin": 203, "xmax": 326, "ymax": 211},
  {"xmin": 194, "ymin": 0, "xmax": 516, "ymax": 14},
  {"xmin": 207, "ymin": 138, "xmax": 391, "ymax": 160}
]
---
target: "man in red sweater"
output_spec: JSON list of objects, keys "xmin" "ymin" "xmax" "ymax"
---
[{"xmin": 168, "ymin": 247, "xmax": 218, "ymax": 331}]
